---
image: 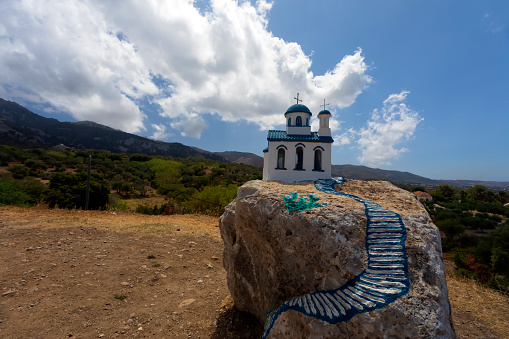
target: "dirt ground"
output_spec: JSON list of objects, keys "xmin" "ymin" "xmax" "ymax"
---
[{"xmin": 1, "ymin": 206, "xmax": 508, "ymax": 339}]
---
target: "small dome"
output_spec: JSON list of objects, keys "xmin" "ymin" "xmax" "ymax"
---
[
  {"xmin": 318, "ymin": 109, "xmax": 331, "ymax": 116},
  {"xmin": 285, "ymin": 104, "xmax": 312, "ymax": 115}
]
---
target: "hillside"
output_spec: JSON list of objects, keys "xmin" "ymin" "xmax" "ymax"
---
[
  {"xmin": 213, "ymin": 151, "xmax": 264, "ymax": 168},
  {"xmin": 332, "ymin": 164, "xmax": 509, "ymax": 190},
  {"xmin": 0, "ymin": 98, "xmax": 226, "ymax": 162},
  {"xmin": 2, "ymin": 97, "xmax": 508, "ymax": 190}
]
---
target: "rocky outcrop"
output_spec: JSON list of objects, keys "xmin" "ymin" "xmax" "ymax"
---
[{"xmin": 219, "ymin": 178, "xmax": 455, "ymax": 338}]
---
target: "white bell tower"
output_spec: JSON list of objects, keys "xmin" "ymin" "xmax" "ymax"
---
[{"xmin": 318, "ymin": 99, "xmax": 331, "ymax": 137}]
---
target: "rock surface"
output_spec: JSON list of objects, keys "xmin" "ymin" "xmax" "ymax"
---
[{"xmin": 219, "ymin": 179, "xmax": 455, "ymax": 338}]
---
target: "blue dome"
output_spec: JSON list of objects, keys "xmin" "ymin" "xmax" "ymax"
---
[
  {"xmin": 285, "ymin": 104, "xmax": 312, "ymax": 115},
  {"xmin": 318, "ymin": 109, "xmax": 331, "ymax": 115}
]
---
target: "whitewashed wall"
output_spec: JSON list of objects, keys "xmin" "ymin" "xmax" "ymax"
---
[{"xmin": 263, "ymin": 141, "xmax": 331, "ymax": 182}]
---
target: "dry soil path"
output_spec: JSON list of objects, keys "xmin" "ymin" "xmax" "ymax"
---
[{"xmin": 0, "ymin": 206, "xmax": 508, "ymax": 338}]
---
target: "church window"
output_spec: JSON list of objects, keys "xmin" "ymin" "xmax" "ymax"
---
[
  {"xmin": 295, "ymin": 147, "xmax": 304, "ymax": 169},
  {"xmin": 277, "ymin": 148, "xmax": 285, "ymax": 169},
  {"xmin": 314, "ymin": 149, "xmax": 322, "ymax": 171},
  {"xmin": 288, "ymin": 117, "xmax": 291, "ymax": 126},
  {"xmin": 306, "ymin": 118, "xmax": 309, "ymax": 126},
  {"xmin": 296, "ymin": 116, "xmax": 302, "ymax": 126}
]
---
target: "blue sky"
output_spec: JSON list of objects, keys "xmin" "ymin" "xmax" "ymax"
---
[{"xmin": 1, "ymin": 0, "xmax": 508, "ymax": 181}]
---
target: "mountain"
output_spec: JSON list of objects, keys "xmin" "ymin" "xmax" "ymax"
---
[
  {"xmin": 213, "ymin": 151, "xmax": 264, "ymax": 167},
  {"xmin": 2, "ymin": 98, "xmax": 508, "ymax": 190},
  {"xmin": 331, "ymin": 165, "xmax": 436, "ymax": 185},
  {"xmin": 332, "ymin": 164, "xmax": 509, "ymax": 191},
  {"xmin": 190, "ymin": 148, "xmax": 264, "ymax": 167},
  {"xmin": 0, "ymin": 98, "xmax": 227, "ymax": 162}
]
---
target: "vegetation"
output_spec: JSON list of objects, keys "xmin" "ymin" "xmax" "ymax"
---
[
  {"xmin": 44, "ymin": 172, "xmax": 110, "ymax": 210},
  {"xmin": 0, "ymin": 145, "xmax": 262, "ymax": 215},
  {"xmin": 406, "ymin": 184, "xmax": 509, "ymax": 294}
]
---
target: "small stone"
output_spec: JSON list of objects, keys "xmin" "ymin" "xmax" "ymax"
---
[
  {"xmin": 164, "ymin": 265, "xmax": 171, "ymax": 269},
  {"xmin": 343, "ymin": 271, "xmax": 354, "ymax": 280},
  {"xmin": 138, "ymin": 326, "xmax": 143, "ymax": 331},
  {"xmin": 178, "ymin": 299, "xmax": 196, "ymax": 308},
  {"xmin": 98, "ymin": 334, "xmax": 104, "ymax": 338},
  {"xmin": 197, "ymin": 280, "xmax": 204, "ymax": 284},
  {"xmin": 130, "ymin": 313, "xmax": 136, "ymax": 318},
  {"xmin": 140, "ymin": 249, "xmax": 147, "ymax": 254}
]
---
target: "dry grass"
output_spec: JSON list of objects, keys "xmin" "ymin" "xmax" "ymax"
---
[
  {"xmin": 446, "ymin": 267, "xmax": 509, "ymax": 338},
  {"xmin": 0, "ymin": 205, "xmax": 219, "ymax": 238}
]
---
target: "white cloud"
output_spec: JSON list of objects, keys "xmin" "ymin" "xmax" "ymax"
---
[
  {"xmin": 0, "ymin": 0, "xmax": 371, "ymax": 137},
  {"xmin": 170, "ymin": 113, "xmax": 208, "ymax": 139},
  {"xmin": 334, "ymin": 128, "xmax": 356, "ymax": 147},
  {"xmin": 150, "ymin": 123, "xmax": 171, "ymax": 140},
  {"xmin": 356, "ymin": 91, "xmax": 423, "ymax": 166}
]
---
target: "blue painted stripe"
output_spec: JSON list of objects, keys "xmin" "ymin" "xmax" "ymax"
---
[{"xmin": 262, "ymin": 178, "xmax": 410, "ymax": 338}]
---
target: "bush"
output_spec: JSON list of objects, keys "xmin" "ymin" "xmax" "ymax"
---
[
  {"xmin": 15, "ymin": 177, "xmax": 47, "ymax": 203},
  {"xmin": 0, "ymin": 176, "xmax": 33, "ymax": 206},
  {"xmin": 107, "ymin": 194, "xmax": 128, "ymax": 211},
  {"xmin": 135, "ymin": 203, "xmax": 172, "ymax": 215},
  {"xmin": 129, "ymin": 154, "xmax": 151, "ymax": 162},
  {"xmin": 7, "ymin": 165, "xmax": 29, "ymax": 179},
  {"xmin": 44, "ymin": 172, "xmax": 109, "ymax": 210},
  {"xmin": 186, "ymin": 185, "xmax": 238, "ymax": 215}
]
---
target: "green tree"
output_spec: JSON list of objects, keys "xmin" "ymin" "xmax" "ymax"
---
[
  {"xmin": 436, "ymin": 219, "xmax": 465, "ymax": 240},
  {"xmin": 147, "ymin": 158, "xmax": 182, "ymax": 188},
  {"xmin": 44, "ymin": 172, "xmax": 109, "ymax": 210},
  {"xmin": 467, "ymin": 185, "xmax": 491, "ymax": 203},
  {"xmin": 433, "ymin": 184, "xmax": 456, "ymax": 202}
]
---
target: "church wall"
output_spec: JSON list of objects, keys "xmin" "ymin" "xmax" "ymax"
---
[
  {"xmin": 287, "ymin": 126, "xmax": 311, "ymax": 135},
  {"xmin": 263, "ymin": 141, "xmax": 331, "ymax": 182}
]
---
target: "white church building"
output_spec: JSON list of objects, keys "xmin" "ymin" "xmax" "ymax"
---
[{"xmin": 263, "ymin": 99, "xmax": 334, "ymax": 182}]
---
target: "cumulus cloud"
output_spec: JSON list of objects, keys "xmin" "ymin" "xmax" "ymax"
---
[
  {"xmin": 334, "ymin": 128, "xmax": 356, "ymax": 147},
  {"xmin": 0, "ymin": 0, "xmax": 371, "ymax": 136},
  {"xmin": 311, "ymin": 117, "xmax": 342, "ymax": 133},
  {"xmin": 356, "ymin": 91, "xmax": 423, "ymax": 166},
  {"xmin": 150, "ymin": 123, "xmax": 172, "ymax": 140},
  {"xmin": 170, "ymin": 113, "xmax": 208, "ymax": 139}
]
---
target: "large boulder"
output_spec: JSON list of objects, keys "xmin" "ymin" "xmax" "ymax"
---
[{"xmin": 219, "ymin": 179, "xmax": 455, "ymax": 338}]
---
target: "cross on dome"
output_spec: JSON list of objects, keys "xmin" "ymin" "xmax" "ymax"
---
[
  {"xmin": 320, "ymin": 99, "xmax": 329, "ymax": 110},
  {"xmin": 294, "ymin": 93, "xmax": 302, "ymax": 104}
]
